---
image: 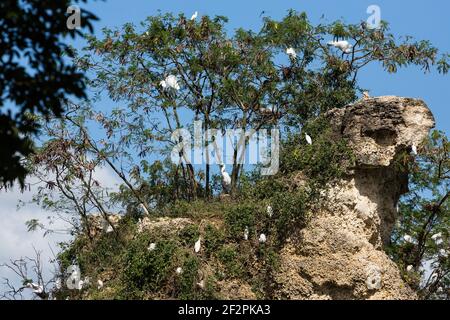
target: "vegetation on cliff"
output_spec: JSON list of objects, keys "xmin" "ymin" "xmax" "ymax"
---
[{"xmin": 1, "ymin": 11, "xmax": 448, "ymax": 300}]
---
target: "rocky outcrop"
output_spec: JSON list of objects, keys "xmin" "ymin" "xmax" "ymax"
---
[
  {"xmin": 274, "ymin": 96, "xmax": 435, "ymax": 300},
  {"xmin": 87, "ymin": 214, "xmax": 122, "ymax": 237},
  {"xmin": 90, "ymin": 96, "xmax": 434, "ymax": 300}
]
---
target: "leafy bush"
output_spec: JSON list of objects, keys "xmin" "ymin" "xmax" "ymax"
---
[
  {"xmin": 178, "ymin": 224, "xmax": 200, "ymax": 246},
  {"xmin": 123, "ymin": 239, "xmax": 177, "ymax": 295},
  {"xmin": 224, "ymin": 204, "xmax": 256, "ymax": 241},
  {"xmin": 204, "ymin": 224, "xmax": 225, "ymax": 257},
  {"xmin": 217, "ymin": 245, "xmax": 247, "ymax": 279},
  {"xmin": 177, "ymin": 254, "xmax": 200, "ymax": 300}
]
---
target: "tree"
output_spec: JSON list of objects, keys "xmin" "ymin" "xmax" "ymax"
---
[
  {"xmin": 389, "ymin": 130, "xmax": 449, "ymax": 299},
  {"xmin": 74, "ymin": 11, "xmax": 447, "ymax": 198},
  {"xmin": 0, "ymin": 248, "xmax": 56, "ymax": 300},
  {"xmin": 0, "ymin": 0, "xmax": 100, "ymax": 189}
]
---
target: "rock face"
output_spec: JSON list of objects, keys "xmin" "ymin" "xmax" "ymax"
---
[{"xmin": 274, "ymin": 96, "xmax": 435, "ymax": 300}]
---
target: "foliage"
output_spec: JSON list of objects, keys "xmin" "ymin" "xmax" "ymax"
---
[
  {"xmin": 72, "ymin": 10, "xmax": 447, "ymax": 199},
  {"xmin": 203, "ymin": 224, "xmax": 225, "ymax": 257},
  {"xmin": 123, "ymin": 238, "xmax": 177, "ymax": 296},
  {"xmin": 388, "ymin": 130, "xmax": 449, "ymax": 299},
  {"xmin": 0, "ymin": 0, "xmax": 100, "ymax": 188}
]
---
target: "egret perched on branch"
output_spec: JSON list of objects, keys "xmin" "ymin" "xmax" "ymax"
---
[
  {"xmin": 148, "ymin": 243, "xmax": 156, "ymax": 251},
  {"xmin": 97, "ymin": 280, "xmax": 104, "ymax": 290},
  {"xmin": 176, "ymin": 267, "xmax": 183, "ymax": 275},
  {"xmin": 286, "ymin": 47, "xmax": 297, "ymax": 59},
  {"xmin": 160, "ymin": 75, "xmax": 180, "ymax": 91},
  {"xmin": 403, "ymin": 234, "xmax": 415, "ymax": 244},
  {"xmin": 26, "ymin": 282, "xmax": 43, "ymax": 294},
  {"xmin": 327, "ymin": 40, "xmax": 352, "ymax": 54},
  {"xmin": 431, "ymin": 233, "xmax": 443, "ymax": 245},
  {"xmin": 305, "ymin": 133, "xmax": 313, "ymax": 145},
  {"xmin": 406, "ymin": 265, "xmax": 414, "ymax": 272},
  {"xmin": 194, "ymin": 238, "xmax": 201, "ymax": 253},
  {"xmin": 439, "ymin": 249, "xmax": 449, "ymax": 258},
  {"xmin": 191, "ymin": 11, "xmax": 198, "ymax": 21}
]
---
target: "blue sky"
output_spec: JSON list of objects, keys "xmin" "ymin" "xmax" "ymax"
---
[{"xmin": 73, "ymin": 0, "xmax": 450, "ymax": 133}]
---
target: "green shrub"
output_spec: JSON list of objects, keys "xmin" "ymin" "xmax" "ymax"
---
[
  {"xmin": 123, "ymin": 239, "xmax": 177, "ymax": 294},
  {"xmin": 271, "ymin": 190, "xmax": 309, "ymax": 243},
  {"xmin": 178, "ymin": 224, "xmax": 200, "ymax": 246},
  {"xmin": 224, "ymin": 204, "xmax": 256, "ymax": 241},
  {"xmin": 281, "ymin": 118, "xmax": 354, "ymax": 184},
  {"xmin": 217, "ymin": 245, "xmax": 246, "ymax": 279},
  {"xmin": 177, "ymin": 254, "xmax": 200, "ymax": 300},
  {"xmin": 204, "ymin": 224, "xmax": 225, "ymax": 257}
]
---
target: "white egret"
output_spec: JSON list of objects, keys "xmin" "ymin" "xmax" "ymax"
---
[
  {"xmin": 327, "ymin": 40, "xmax": 353, "ymax": 54},
  {"xmin": 160, "ymin": 75, "xmax": 180, "ymax": 91},
  {"xmin": 439, "ymin": 249, "xmax": 449, "ymax": 258},
  {"xmin": 411, "ymin": 144, "xmax": 418, "ymax": 155},
  {"xmin": 194, "ymin": 238, "xmax": 201, "ymax": 253},
  {"xmin": 259, "ymin": 106, "xmax": 273, "ymax": 115},
  {"xmin": 267, "ymin": 205, "xmax": 273, "ymax": 218},
  {"xmin": 431, "ymin": 233, "xmax": 443, "ymax": 245},
  {"xmin": 191, "ymin": 11, "xmax": 198, "ymax": 21},
  {"xmin": 406, "ymin": 265, "xmax": 414, "ymax": 272},
  {"xmin": 244, "ymin": 227, "xmax": 249, "ymax": 241},
  {"xmin": 197, "ymin": 280, "xmax": 205, "ymax": 290},
  {"xmin": 97, "ymin": 280, "xmax": 104, "ymax": 290},
  {"xmin": 286, "ymin": 47, "xmax": 297, "ymax": 59},
  {"xmin": 102, "ymin": 218, "xmax": 114, "ymax": 233},
  {"xmin": 220, "ymin": 164, "xmax": 232, "ymax": 192},
  {"xmin": 403, "ymin": 234, "xmax": 414, "ymax": 244},
  {"xmin": 55, "ymin": 278, "xmax": 62, "ymax": 290},
  {"xmin": 77, "ymin": 279, "xmax": 84, "ymax": 291},
  {"xmin": 26, "ymin": 282, "xmax": 44, "ymax": 294},
  {"xmin": 148, "ymin": 243, "xmax": 156, "ymax": 251},
  {"xmin": 176, "ymin": 267, "xmax": 183, "ymax": 275},
  {"xmin": 363, "ymin": 91, "xmax": 370, "ymax": 99},
  {"xmin": 259, "ymin": 234, "xmax": 267, "ymax": 244},
  {"xmin": 305, "ymin": 133, "xmax": 312, "ymax": 145}
]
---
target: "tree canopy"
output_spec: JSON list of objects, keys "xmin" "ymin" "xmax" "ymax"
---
[{"xmin": 0, "ymin": 0, "xmax": 100, "ymax": 188}]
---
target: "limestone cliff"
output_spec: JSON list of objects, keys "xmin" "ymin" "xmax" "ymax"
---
[{"xmin": 274, "ymin": 96, "xmax": 435, "ymax": 299}]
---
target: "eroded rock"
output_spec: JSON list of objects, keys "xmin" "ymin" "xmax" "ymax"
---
[{"xmin": 275, "ymin": 96, "xmax": 435, "ymax": 300}]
